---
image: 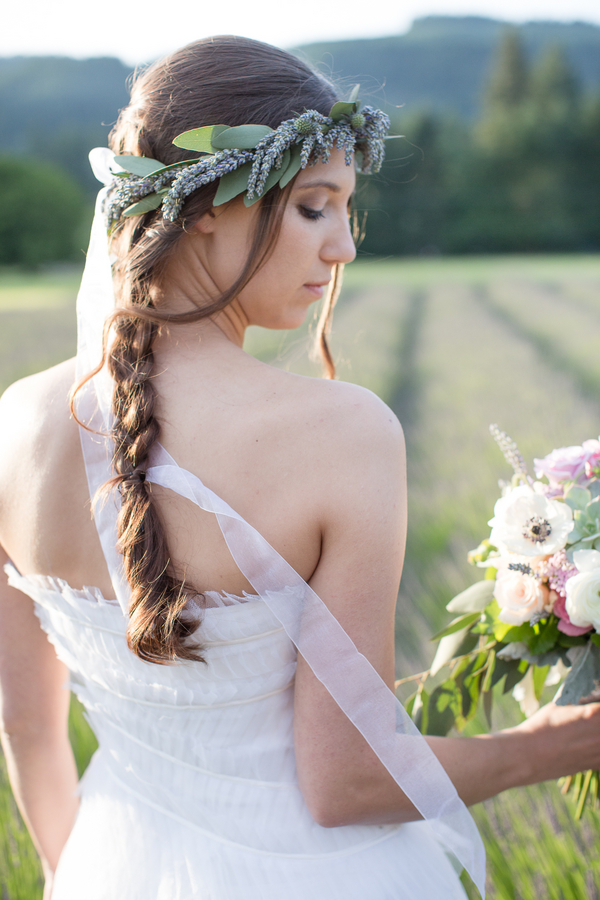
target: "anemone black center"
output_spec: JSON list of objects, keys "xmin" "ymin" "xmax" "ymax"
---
[{"xmin": 523, "ymin": 516, "xmax": 552, "ymax": 544}]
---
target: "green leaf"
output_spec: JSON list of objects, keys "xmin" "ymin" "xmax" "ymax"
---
[
  {"xmin": 213, "ymin": 162, "xmax": 252, "ymax": 206},
  {"xmin": 490, "ymin": 655, "xmax": 523, "ymax": 690},
  {"xmin": 589, "ymin": 480, "xmax": 600, "ymax": 499},
  {"xmin": 528, "ymin": 617, "xmax": 559, "ymax": 655},
  {"xmin": 329, "ymin": 100, "xmax": 358, "ymax": 122},
  {"xmin": 141, "ymin": 159, "xmax": 199, "ymax": 178},
  {"xmin": 404, "ymin": 690, "xmax": 418, "ymax": 717},
  {"xmin": 212, "ymin": 124, "xmax": 273, "ymax": 150},
  {"xmin": 412, "ymin": 686, "xmax": 429, "ymax": 733},
  {"xmin": 503, "ymin": 659, "xmax": 528, "ymax": 694},
  {"xmin": 483, "ymin": 689, "xmax": 493, "ymax": 727},
  {"xmin": 122, "ymin": 191, "xmax": 166, "ymax": 217},
  {"xmin": 348, "ymin": 84, "xmax": 361, "ymax": 103},
  {"xmin": 482, "ymin": 651, "xmax": 496, "ymax": 693},
  {"xmin": 431, "ymin": 612, "xmax": 481, "ymax": 642},
  {"xmin": 564, "ymin": 484, "xmax": 591, "ymax": 510},
  {"xmin": 533, "ymin": 664, "xmax": 550, "ymax": 701},
  {"xmin": 591, "ymin": 634, "xmax": 600, "ymax": 648},
  {"xmin": 446, "ymin": 579, "xmax": 495, "ymax": 614},
  {"xmin": 493, "ymin": 619, "xmax": 534, "ymax": 644},
  {"xmin": 558, "ymin": 633, "xmax": 588, "ymax": 647},
  {"xmin": 173, "ymin": 125, "xmax": 228, "ymax": 153},
  {"xmin": 279, "ymin": 145, "xmax": 303, "ymax": 189},
  {"xmin": 430, "ymin": 627, "xmax": 474, "ymax": 676},
  {"xmin": 556, "ymin": 643, "xmax": 600, "ymax": 705},
  {"xmin": 426, "ymin": 680, "xmax": 462, "ymax": 735},
  {"xmin": 114, "ymin": 155, "xmax": 165, "ymax": 177}
]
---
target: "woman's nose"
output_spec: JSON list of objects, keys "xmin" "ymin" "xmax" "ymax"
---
[{"xmin": 323, "ymin": 215, "xmax": 357, "ymax": 266}]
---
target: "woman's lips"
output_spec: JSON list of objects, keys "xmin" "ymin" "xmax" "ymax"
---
[{"xmin": 303, "ymin": 283, "xmax": 329, "ymax": 298}]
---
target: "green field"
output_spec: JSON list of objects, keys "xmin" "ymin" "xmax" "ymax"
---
[{"xmin": 2, "ymin": 255, "xmax": 600, "ymax": 898}]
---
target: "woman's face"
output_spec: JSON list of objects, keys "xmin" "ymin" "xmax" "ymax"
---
[{"xmin": 194, "ymin": 148, "xmax": 357, "ymax": 331}]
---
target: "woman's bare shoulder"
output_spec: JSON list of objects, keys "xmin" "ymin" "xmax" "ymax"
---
[
  {"xmin": 0, "ymin": 359, "xmax": 78, "ymax": 489},
  {"xmin": 282, "ymin": 372, "xmax": 404, "ymax": 462}
]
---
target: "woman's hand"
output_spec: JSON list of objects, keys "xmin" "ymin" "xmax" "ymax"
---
[{"xmin": 509, "ymin": 698, "xmax": 600, "ymax": 784}]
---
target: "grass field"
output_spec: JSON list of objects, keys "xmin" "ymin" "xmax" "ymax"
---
[{"xmin": 1, "ymin": 254, "xmax": 600, "ymax": 898}]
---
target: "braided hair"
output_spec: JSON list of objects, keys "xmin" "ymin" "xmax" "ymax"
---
[{"xmin": 77, "ymin": 36, "xmax": 342, "ymax": 664}]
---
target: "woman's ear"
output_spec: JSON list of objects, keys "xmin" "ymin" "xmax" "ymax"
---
[{"xmin": 192, "ymin": 210, "xmax": 217, "ymax": 234}]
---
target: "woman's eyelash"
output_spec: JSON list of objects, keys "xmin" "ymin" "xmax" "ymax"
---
[{"xmin": 298, "ymin": 205, "xmax": 325, "ymax": 221}]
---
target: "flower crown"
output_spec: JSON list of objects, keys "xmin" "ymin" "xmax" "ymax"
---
[{"xmin": 101, "ymin": 88, "xmax": 393, "ymax": 229}]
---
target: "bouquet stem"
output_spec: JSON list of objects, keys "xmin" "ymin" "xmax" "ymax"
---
[{"xmin": 559, "ymin": 769, "xmax": 600, "ymax": 819}]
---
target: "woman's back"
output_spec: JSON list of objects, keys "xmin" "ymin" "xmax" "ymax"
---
[{"xmin": 0, "ymin": 337, "xmax": 400, "ymax": 601}]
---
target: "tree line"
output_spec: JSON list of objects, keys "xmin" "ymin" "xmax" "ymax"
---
[
  {"xmin": 359, "ymin": 29, "xmax": 600, "ymax": 256},
  {"xmin": 1, "ymin": 28, "xmax": 599, "ymax": 265}
]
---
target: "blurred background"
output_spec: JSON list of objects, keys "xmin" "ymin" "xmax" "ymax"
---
[{"xmin": 2, "ymin": 2, "xmax": 600, "ymax": 898}]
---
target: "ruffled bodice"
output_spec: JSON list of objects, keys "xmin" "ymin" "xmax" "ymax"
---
[{"xmin": 6, "ymin": 564, "xmax": 403, "ymax": 859}]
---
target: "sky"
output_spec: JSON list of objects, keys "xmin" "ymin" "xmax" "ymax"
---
[{"xmin": 4, "ymin": 0, "xmax": 600, "ymax": 64}]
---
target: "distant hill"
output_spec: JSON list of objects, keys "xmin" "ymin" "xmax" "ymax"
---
[
  {"xmin": 296, "ymin": 16, "xmax": 600, "ymax": 118},
  {"xmin": 0, "ymin": 55, "xmax": 132, "ymax": 191},
  {"xmin": 0, "ymin": 16, "xmax": 599, "ymax": 192}
]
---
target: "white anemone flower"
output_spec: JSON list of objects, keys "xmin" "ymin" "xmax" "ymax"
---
[{"xmin": 488, "ymin": 484, "xmax": 573, "ymax": 557}]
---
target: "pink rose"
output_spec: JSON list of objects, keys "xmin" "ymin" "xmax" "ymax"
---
[
  {"xmin": 534, "ymin": 440, "xmax": 600, "ymax": 485},
  {"xmin": 553, "ymin": 593, "xmax": 593, "ymax": 636}
]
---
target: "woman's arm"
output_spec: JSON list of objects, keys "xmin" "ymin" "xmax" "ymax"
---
[
  {"xmin": 293, "ymin": 386, "xmax": 600, "ymax": 827},
  {"xmin": 0, "ymin": 545, "xmax": 79, "ymax": 884}
]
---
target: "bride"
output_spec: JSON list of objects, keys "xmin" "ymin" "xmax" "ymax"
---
[{"xmin": 1, "ymin": 35, "xmax": 599, "ymax": 900}]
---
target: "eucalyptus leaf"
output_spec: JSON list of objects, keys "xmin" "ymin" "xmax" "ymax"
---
[
  {"xmin": 430, "ymin": 626, "xmax": 471, "ymax": 676},
  {"xmin": 122, "ymin": 191, "xmax": 166, "ymax": 217},
  {"xmin": 279, "ymin": 145, "xmax": 303, "ymax": 188},
  {"xmin": 173, "ymin": 125, "xmax": 229, "ymax": 153},
  {"xmin": 348, "ymin": 84, "xmax": 361, "ymax": 103},
  {"xmin": 431, "ymin": 612, "xmax": 481, "ymax": 642},
  {"xmin": 213, "ymin": 163, "xmax": 252, "ymax": 206},
  {"xmin": 143, "ymin": 159, "xmax": 200, "ymax": 178},
  {"xmin": 114, "ymin": 155, "xmax": 165, "ymax": 177},
  {"xmin": 212, "ymin": 124, "xmax": 273, "ymax": 150},
  {"xmin": 555, "ymin": 642, "xmax": 600, "ymax": 705},
  {"xmin": 244, "ymin": 158, "xmax": 288, "ymax": 207},
  {"xmin": 329, "ymin": 100, "xmax": 357, "ymax": 122},
  {"xmin": 446, "ymin": 579, "xmax": 495, "ymax": 614}
]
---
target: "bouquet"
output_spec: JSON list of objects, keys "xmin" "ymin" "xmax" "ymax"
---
[{"xmin": 402, "ymin": 426, "xmax": 600, "ymax": 817}]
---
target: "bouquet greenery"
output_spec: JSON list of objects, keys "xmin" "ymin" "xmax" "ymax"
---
[{"xmin": 401, "ymin": 426, "xmax": 600, "ymax": 817}]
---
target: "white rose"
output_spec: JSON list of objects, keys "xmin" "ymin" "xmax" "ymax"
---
[
  {"xmin": 488, "ymin": 485, "xmax": 573, "ymax": 557},
  {"xmin": 494, "ymin": 568, "xmax": 546, "ymax": 625},
  {"xmin": 565, "ymin": 549, "xmax": 600, "ymax": 631}
]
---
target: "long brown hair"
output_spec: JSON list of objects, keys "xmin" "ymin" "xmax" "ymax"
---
[{"xmin": 75, "ymin": 36, "xmax": 344, "ymax": 664}]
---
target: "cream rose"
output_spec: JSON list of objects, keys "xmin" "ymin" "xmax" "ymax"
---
[
  {"xmin": 494, "ymin": 568, "xmax": 547, "ymax": 625},
  {"xmin": 565, "ymin": 549, "xmax": 600, "ymax": 631}
]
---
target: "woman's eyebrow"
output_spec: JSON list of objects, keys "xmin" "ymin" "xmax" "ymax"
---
[{"xmin": 296, "ymin": 180, "xmax": 342, "ymax": 192}]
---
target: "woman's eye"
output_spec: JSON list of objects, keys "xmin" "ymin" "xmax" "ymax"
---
[{"xmin": 299, "ymin": 205, "xmax": 325, "ymax": 221}]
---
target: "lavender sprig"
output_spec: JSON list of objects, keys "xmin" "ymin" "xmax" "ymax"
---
[{"xmin": 490, "ymin": 424, "xmax": 529, "ymax": 482}]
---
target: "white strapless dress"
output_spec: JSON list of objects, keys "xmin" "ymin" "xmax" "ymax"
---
[{"xmin": 6, "ymin": 563, "xmax": 468, "ymax": 900}]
